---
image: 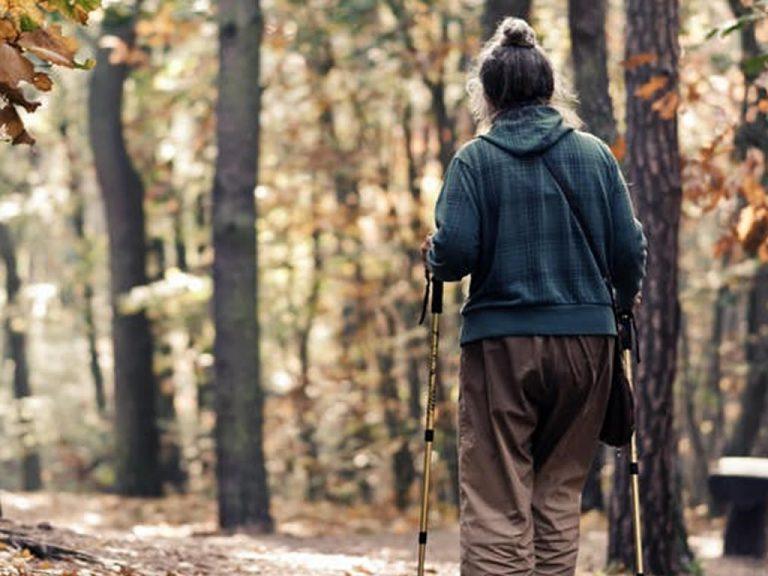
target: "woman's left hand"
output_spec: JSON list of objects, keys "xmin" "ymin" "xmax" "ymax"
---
[{"xmin": 420, "ymin": 234, "xmax": 433, "ymax": 264}]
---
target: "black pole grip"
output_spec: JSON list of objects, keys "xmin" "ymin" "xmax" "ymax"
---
[
  {"xmin": 431, "ymin": 280, "xmax": 444, "ymax": 314},
  {"xmin": 617, "ymin": 310, "xmax": 633, "ymax": 352}
]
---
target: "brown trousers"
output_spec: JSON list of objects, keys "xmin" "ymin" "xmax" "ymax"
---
[{"xmin": 458, "ymin": 336, "xmax": 613, "ymax": 576}]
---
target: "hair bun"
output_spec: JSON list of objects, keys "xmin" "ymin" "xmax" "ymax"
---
[{"xmin": 499, "ymin": 18, "xmax": 536, "ymax": 48}]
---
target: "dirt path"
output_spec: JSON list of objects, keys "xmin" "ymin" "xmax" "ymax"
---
[{"xmin": 0, "ymin": 493, "xmax": 764, "ymax": 575}]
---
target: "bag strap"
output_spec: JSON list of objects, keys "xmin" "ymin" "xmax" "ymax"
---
[{"xmin": 539, "ymin": 150, "xmax": 617, "ymax": 311}]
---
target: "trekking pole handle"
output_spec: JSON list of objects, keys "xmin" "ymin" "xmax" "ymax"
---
[
  {"xmin": 431, "ymin": 280, "xmax": 443, "ymax": 315},
  {"xmin": 617, "ymin": 310, "xmax": 633, "ymax": 352}
]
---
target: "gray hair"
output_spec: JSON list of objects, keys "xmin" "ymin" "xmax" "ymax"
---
[{"xmin": 467, "ymin": 18, "xmax": 582, "ymax": 129}]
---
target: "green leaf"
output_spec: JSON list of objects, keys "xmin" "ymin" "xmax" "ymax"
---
[
  {"xmin": 19, "ymin": 15, "xmax": 40, "ymax": 33},
  {"xmin": 721, "ymin": 14, "xmax": 763, "ymax": 38},
  {"xmin": 74, "ymin": 57, "xmax": 96, "ymax": 70},
  {"xmin": 743, "ymin": 53, "xmax": 768, "ymax": 77}
]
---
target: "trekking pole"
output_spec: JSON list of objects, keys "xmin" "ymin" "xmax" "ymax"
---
[
  {"xmin": 416, "ymin": 272, "xmax": 443, "ymax": 576},
  {"xmin": 618, "ymin": 311, "xmax": 645, "ymax": 576}
]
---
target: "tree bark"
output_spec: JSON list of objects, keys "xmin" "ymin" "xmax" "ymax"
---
[
  {"xmin": 679, "ymin": 313, "xmax": 710, "ymax": 507},
  {"xmin": 0, "ymin": 223, "xmax": 42, "ymax": 491},
  {"xmin": 213, "ymin": 0, "xmax": 272, "ymax": 531},
  {"xmin": 567, "ymin": 0, "xmax": 616, "ymax": 512},
  {"xmin": 483, "ymin": 0, "xmax": 532, "ymax": 39},
  {"xmin": 608, "ymin": 1, "xmax": 691, "ymax": 573},
  {"xmin": 293, "ymin": 218, "xmax": 325, "ymax": 502},
  {"xmin": 60, "ymin": 120, "xmax": 106, "ymax": 415},
  {"xmin": 725, "ymin": 265, "xmax": 768, "ymax": 457},
  {"xmin": 568, "ymin": 0, "xmax": 617, "ymax": 146},
  {"xmin": 88, "ymin": 9, "xmax": 161, "ymax": 496}
]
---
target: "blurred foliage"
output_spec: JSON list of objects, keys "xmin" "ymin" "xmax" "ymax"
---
[{"xmin": 0, "ymin": 0, "xmax": 765, "ymax": 531}]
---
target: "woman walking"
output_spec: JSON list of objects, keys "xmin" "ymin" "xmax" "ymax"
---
[{"xmin": 422, "ymin": 18, "xmax": 647, "ymax": 576}]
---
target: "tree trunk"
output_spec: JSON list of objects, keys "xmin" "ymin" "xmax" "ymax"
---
[
  {"xmin": 483, "ymin": 0, "xmax": 532, "ymax": 39},
  {"xmin": 608, "ymin": 1, "xmax": 691, "ymax": 573},
  {"xmin": 568, "ymin": 0, "xmax": 616, "ymax": 512},
  {"xmin": 213, "ymin": 0, "xmax": 272, "ymax": 531},
  {"xmin": 60, "ymin": 120, "xmax": 106, "ymax": 415},
  {"xmin": 0, "ymin": 223, "xmax": 42, "ymax": 491},
  {"xmin": 724, "ymin": 265, "xmax": 768, "ymax": 457},
  {"xmin": 679, "ymin": 313, "xmax": 710, "ymax": 507},
  {"xmin": 703, "ymin": 282, "xmax": 727, "ymax": 458},
  {"xmin": 568, "ymin": 0, "xmax": 617, "ymax": 146},
  {"xmin": 88, "ymin": 9, "xmax": 161, "ymax": 496},
  {"xmin": 294, "ymin": 220, "xmax": 325, "ymax": 502}
]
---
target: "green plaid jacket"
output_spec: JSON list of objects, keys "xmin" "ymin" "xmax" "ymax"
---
[{"xmin": 427, "ymin": 105, "xmax": 647, "ymax": 345}]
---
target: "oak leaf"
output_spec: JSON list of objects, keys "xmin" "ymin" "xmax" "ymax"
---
[
  {"xmin": 18, "ymin": 25, "xmax": 78, "ymax": 67},
  {"xmin": 0, "ymin": 42, "xmax": 34, "ymax": 87},
  {"xmin": 0, "ymin": 103, "xmax": 34, "ymax": 144}
]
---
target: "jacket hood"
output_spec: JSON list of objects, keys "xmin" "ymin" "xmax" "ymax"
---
[{"xmin": 479, "ymin": 105, "xmax": 573, "ymax": 156}]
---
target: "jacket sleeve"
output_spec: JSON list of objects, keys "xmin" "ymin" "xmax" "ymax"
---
[
  {"xmin": 606, "ymin": 154, "xmax": 647, "ymax": 310},
  {"xmin": 426, "ymin": 157, "xmax": 481, "ymax": 282}
]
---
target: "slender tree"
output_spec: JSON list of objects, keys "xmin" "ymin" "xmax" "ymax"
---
[
  {"xmin": 88, "ymin": 7, "xmax": 162, "ymax": 496},
  {"xmin": 608, "ymin": 1, "xmax": 691, "ymax": 573},
  {"xmin": 0, "ymin": 222, "xmax": 42, "ymax": 491},
  {"xmin": 212, "ymin": 0, "xmax": 273, "ymax": 531},
  {"xmin": 60, "ymin": 120, "xmax": 106, "ymax": 415}
]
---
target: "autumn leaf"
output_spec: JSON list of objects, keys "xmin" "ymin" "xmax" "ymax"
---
[
  {"xmin": 0, "ymin": 0, "xmax": 98, "ymax": 145},
  {"xmin": 0, "ymin": 83, "xmax": 40, "ymax": 111},
  {"xmin": 0, "ymin": 42, "xmax": 35, "ymax": 87},
  {"xmin": 40, "ymin": 0, "xmax": 101, "ymax": 25},
  {"xmin": 713, "ymin": 234, "xmax": 736, "ymax": 259},
  {"xmin": 0, "ymin": 17, "xmax": 17, "ymax": 40},
  {"xmin": 759, "ymin": 240, "xmax": 768, "ymax": 262},
  {"xmin": 741, "ymin": 174, "xmax": 766, "ymax": 207},
  {"xmin": 651, "ymin": 91, "xmax": 680, "ymax": 120},
  {"xmin": 0, "ymin": 103, "xmax": 34, "ymax": 144},
  {"xmin": 0, "ymin": 0, "xmax": 45, "ymax": 28},
  {"xmin": 622, "ymin": 52, "xmax": 658, "ymax": 70},
  {"xmin": 635, "ymin": 75, "xmax": 669, "ymax": 100},
  {"xmin": 610, "ymin": 136, "xmax": 626, "ymax": 162},
  {"xmin": 18, "ymin": 25, "xmax": 79, "ymax": 67},
  {"xmin": 737, "ymin": 205, "xmax": 768, "ymax": 253},
  {"xmin": 32, "ymin": 71, "xmax": 51, "ymax": 90}
]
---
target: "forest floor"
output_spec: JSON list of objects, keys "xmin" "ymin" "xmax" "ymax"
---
[{"xmin": 0, "ymin": 492, "xmax": 764, "ymax": 575}]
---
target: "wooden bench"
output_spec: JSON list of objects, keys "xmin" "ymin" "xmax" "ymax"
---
[{"xmin": 709, "ymin": 457, "xmax": 768, "ymax": 558}]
